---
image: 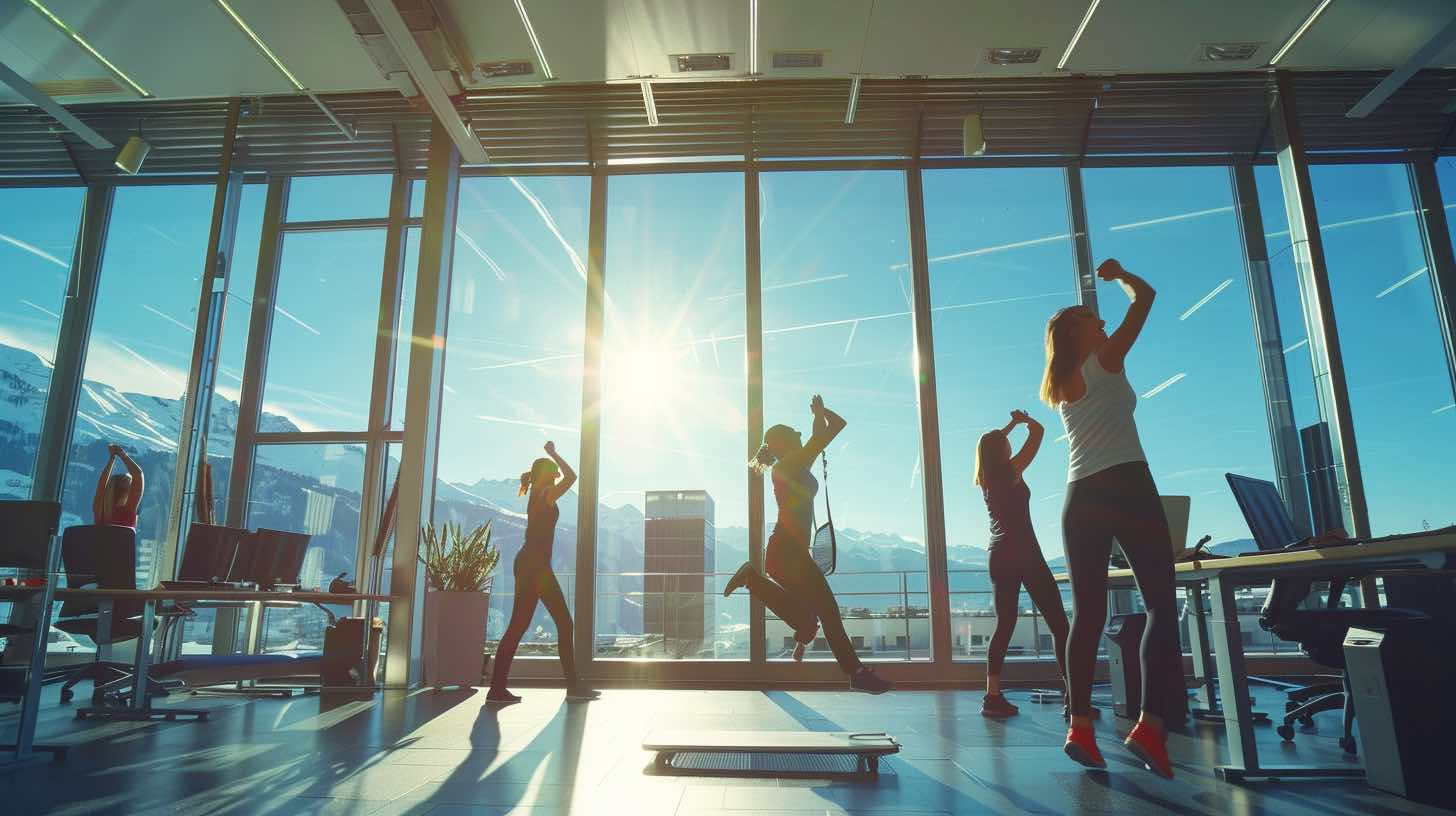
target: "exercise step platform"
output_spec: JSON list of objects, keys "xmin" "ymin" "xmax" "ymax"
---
[{"xmin": 643, "ymin": 730, "xmax": 900, "ymax": 776}]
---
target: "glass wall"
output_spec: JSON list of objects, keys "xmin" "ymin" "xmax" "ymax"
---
[
  {"xmin": 921, "ymin": 167, "xmax": 1078, "ymax": 660},
  {"xmin": 0, "ymin": 186, "xmax": 86, "ymax": 499},
  {"xmin": 759, "ymin": 170, "xmax": 928, "ymax": 661},
  {"xmin": 59, "ymin": 184, "xmax": 215, "ymax": 588},
  {"xmin": 435, "ymin": 175, "xmax": 590, "ymax": 659},
  {"xmin": 1084, "ymin": 167, "xmax": 1276, "ymax": 549},
  {"xmin": 595, "ymin": 172, "xmax": 747, "ymax": 660}
]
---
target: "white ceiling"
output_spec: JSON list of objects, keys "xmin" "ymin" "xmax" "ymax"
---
[{"xmin": 3, "ymin": 0, "xmax": 1456, "ymax": 107}]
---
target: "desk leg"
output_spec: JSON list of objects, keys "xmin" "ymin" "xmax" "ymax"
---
[
  {"xmin": 1, "ymin": 583, "xmax": 65, "ymax": 769},
  {"xmin": 1186, "ymin": 582, "xmax": 1217, "ymax": 718},
  {"xmin": 129, "ymin": 600, "xmax": 154, "ymax": 709}
]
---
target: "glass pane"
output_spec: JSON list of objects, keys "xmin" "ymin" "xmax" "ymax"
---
[
  {"xmin": 389, "ymin": 226, "xmax": 421, "ymax": 428},
  {"xmin": 0, "ymin": 186, "xmax": 85, "ymax": 498},
  {"xmin": 248, "ymin": 443, "xmax": 365, "ymax": 653},
  {"xmin": 408, "ymin": 179, "xmax": 425, "ymax": 219},
  {"xmin": 59, "ymin": 184, "xmax": 215, "ymax": 588},
  {"xmin": 286, "ymin": 174, "xmax": 392, "ymax": 222},
  {"xmin": 1308, "ymin": 163, "xmax": 1456, "ymax": 535},
  {"xmin": 1084, "ymin": 166, "xmax": 1277, "ymax": 552},
  {"xmin": 436, "ymin": 176, "xmax": 590, "ymax": 658},
  {"xmin": 759, "ymin": 170, "xmax": 927, "ymax": 662},
  {"xmin": 260, "ymin": 229, "xmax": 386, "ymax": 431},
  {"xmin": 596, "ymin": 173, "xmax": 747, "ymax": 660},
  {"xmin": 921, "ymin": 168, "xmax": 1078, "ymax": 659}
]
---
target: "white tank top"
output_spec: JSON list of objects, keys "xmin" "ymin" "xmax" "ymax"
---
[{"xmin": 1058, "ymin": 354, "xmax": 1147, "ymax": 482}]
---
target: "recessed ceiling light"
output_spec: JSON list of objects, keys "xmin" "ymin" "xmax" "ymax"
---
[
  {"xmin": 1200, "ymin": 42, "xmax": 1262, "ymax": 62},
  {"xmin": 673, "ymin": 53, "xmax": 732, "ymax": 72},
  {"xmin": 986, "ymin": 47, "xmax": 1042, "ymax": 66},
  {"xmin": 773, "ymin": 51, "xmax": 826, "ymax": 69},
  {"xmin": 478, "ymin": 60, "xmax": 535, "ymax": 79}
]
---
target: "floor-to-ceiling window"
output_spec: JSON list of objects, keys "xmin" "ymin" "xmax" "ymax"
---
[
  {"xmin": 58, "ymin": 184, "xmax": 216, "ymax": 589},
  {"xmin": 759, "ymin": 170, "xmax": 928, "ymax": 662},
  {"xmin": 921, "ymin": 167, "xmax": 1078, "ymax": 662},
  {"xmin": 596, "ymin": 172, "xmax": 747, "ymax": 660},
  {"xmin": 0, "ymin": 186, "xmax": 86, "ymax": 499},
  {"xmin": 435, "ymin": 175, "xmax": 589, "ymax": 660}
]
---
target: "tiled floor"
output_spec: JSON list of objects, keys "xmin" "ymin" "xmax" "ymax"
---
[{"xmin": 2, "ymin": 681, "xmax": 1449, "ymax": 815}]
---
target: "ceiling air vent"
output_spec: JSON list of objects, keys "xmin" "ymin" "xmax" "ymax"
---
[
  {"xmin": 478, "ymin": 60, "xmax": 535, "ymax": 78},
  {"xmin": 33, "ymin": 78, "xmax": 123, "ymax": 96},
  {"xmin": 985, "ymin": 47, "xmax": 1042, "ymax": 66},
  {"xmin": 1200, "ymin": 42, "xmax": 1262, "ymax": 62},
  {"xmin": 672, "ymin": 53, "xmax": 731, "ymax": 72},
  {"xmin": 773, "ymin": 51, "xmax": 825, "ymax": 69}
]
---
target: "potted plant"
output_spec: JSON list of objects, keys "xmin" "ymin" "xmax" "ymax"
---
[{"xmin": 420, "ymin": 520, "xmax": 500, "ymax": 689}]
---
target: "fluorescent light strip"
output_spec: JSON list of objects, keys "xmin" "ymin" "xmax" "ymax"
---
[
  {"xmin": 214, "ymin": 0, "xmax": 305, "ymax": 90},
  {"xmin": 1057, "ymin": 0, "xmax": 1103, "ymax": 71},
  {"xmin": 844, "ymin": 76, "xmax": 862, "ymax": 125},
  {"xmin": 748, "ymin": 0, "xmax": 760, "ymax": 75},
  {"xmin": 513, "ymin": 0, "xmax": 554, "ymax": 80},
  {"xmin": 1270, "ymin": 0, "xmax": 1334, "ymax": 66},
  {"xmin": 25, "ymin": 0, "xmax": 151, "ymax": 97},
  {"xmin": 641, "ymin": 80, "xmax": 659, "ymax": 125}
]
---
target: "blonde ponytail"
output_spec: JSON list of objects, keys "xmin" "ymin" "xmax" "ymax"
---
[
  {"xmin": 749, "ymin": 444, "xmax": 777, "ymax": 474},
  {"xmin": 518, "ymin": 471, "xmax": 533, "ymax": 497}
]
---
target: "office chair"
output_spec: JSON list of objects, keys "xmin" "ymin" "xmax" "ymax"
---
[
  {"xmin": 0, "ymin": 500, "xmax": 61, "ymax": 700},
  {"xmin": 1226, "ymin": 474, "xmax": 1427, "ymax": 754},
  {"xmin": 53, "ymin": 525, "xmax": 177, "ymax": 706}
]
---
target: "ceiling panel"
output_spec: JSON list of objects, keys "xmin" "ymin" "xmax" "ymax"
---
[
  {"xmin": 1067, "ymin": 0, "xmax": 1317, "ymax": 73},
  {"xmin": 757, "ymin": 0, "xmax": 872, "ymax": 78},
  {"xmin": 1283, "ymin": 0, "xmax": 1456, "ymax": 70},
  {"xmin": 230, "ymin": 0, "xmax": 392, "ymax": 93},
  {"xmin": 447, "ymin": 0, "xmax": 630, "ymax": 85},
  {"xmin": 34, "ymin": 0, "xmax": 295, "ymax": 99},
  {"xmin": 861, "ymin": 0, "xmax": 1086, "ymax": 77},
  {"xmin": 622, "ymin": 0, "xmax": 748, "ymax": 79},
  {"xmin": 0, "ymin": 2, "xmax": 139, "ymax": 104}
]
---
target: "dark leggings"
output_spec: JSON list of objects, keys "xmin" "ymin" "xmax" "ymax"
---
[
  {"xmin": 740, "ymin": 533, "xmax": 864, "ymax": 675},
  {"xmin": 1062, "ymin": 461, "xmax": 1179, "ymax": 719},
  {"xmin": 489, "ymin": 557, "xmax": 576, "ymax": 689},
  {"xmin": 987, "ymin": 543, "xmax": 1070, "ymax": 679}
]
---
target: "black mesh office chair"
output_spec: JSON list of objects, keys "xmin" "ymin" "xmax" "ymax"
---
[{"xmin": 1226, "ymin": 474, "xmax": 1427, "ymax": 754}]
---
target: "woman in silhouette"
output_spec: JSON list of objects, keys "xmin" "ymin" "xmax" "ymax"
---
[
  {"xmin": 974, "ymin": 409, "xmax": 1069, "ymax": 718},
  {"xmin": 92, "ymin": 443, "xmax": 143, "ymax": 527},
  {"xmin": 1043, "ymin": 258, "xmax": 1178, "ymax": 778},
  {"xmin": 724, "ymin": 394, "xmax": 891, "ymax": 694},
  {"xmin": 487, "ymin": 441, "xmax": 597, "ymax": 703}
]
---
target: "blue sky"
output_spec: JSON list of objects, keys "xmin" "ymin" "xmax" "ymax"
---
[{"xmin": 4, "ymin": 164, "xmax": 1454, "ymax": 565}]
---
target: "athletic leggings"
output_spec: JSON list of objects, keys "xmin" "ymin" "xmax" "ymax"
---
[
  {"xmin": 489, "ymin": 556, "xmax": 577, "ymax": 689},
  {"xmin": 740, "ymin": 531, "xmax": 864, "ymax": 675},
  {"xmin": 1062, "ymin": 461, "xmax": 1179, "ymax": 719},
  {"xmin": 987, "ymin": 543, "xmax": 1070, "ymax": 679}
]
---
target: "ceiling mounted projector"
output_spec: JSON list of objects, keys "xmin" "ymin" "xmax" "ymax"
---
[
  {"xmin": 963, "ymin": 113, "xmax": 986, "ymax": 156},
  {"xmin": 114, "ymin": 133, "xmax": 150, "ymax": 175}
]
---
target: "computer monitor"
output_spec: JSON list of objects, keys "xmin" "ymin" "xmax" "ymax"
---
[
  {"xmin": 0, "ymin": 500, "xmax": 60, "ymax": 571},
  {"xmin": 176, "ymin": 523, "xmax": 245, "ymax": 583},
  {"xmin": 1162, "ymin": 495, "xmax": 1191, "ymax": 555},
  {"xmin": 229, "ymin": 529, "xmax": 310, "ymax": 589}
]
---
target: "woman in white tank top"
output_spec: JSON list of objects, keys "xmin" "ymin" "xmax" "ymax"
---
[{"xmin": 1041, "ymin": 259, "xmax": 1180, "ymax": 780}]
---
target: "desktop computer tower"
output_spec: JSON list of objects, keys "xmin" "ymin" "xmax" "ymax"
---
[
  {"xmin": 1105, "ymin": 613, "xmax": 1188, "ymax": 727},
  {"xmin": 1344, "ymin": 623, "xmax": 1456, "ymax": 809}
]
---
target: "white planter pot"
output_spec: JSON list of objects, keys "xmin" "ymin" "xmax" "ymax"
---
[{"xmin": 423, "ymin": 590, "xmax": 491, "ymax": 688}]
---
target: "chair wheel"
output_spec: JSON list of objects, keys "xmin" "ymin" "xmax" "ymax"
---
[
  {"xmin": 1277, "ymin": 724, "xmax": 1295, "ymax": 741},
  {"xmin": 1339, "ymin": 736, "xmax": 1357, "ymax": 755},
  {"xmin": 1298, "ymin": 716, "xmax": 1313, "ymax": 727}
]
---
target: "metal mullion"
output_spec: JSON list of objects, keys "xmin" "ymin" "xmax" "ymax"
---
[
  {"xmin": 1269, "ymin": 71, "xmax": 1370, "ymax": 540},
  {"xmin": 460, "ymin": 164, "xmax": 591, "ymax": 177},
  {"xmin": 226, "ymin": 178, "xmax": 288, "ymax": 530},
  {"xmin": 252, "ymin": 432, "xmax": 371, "ymax": 446},
  {"xmin": 356, "ymin": 172, "xmax": 412, "ymax": 600},
  {"xmin": 1064, "ymin": 165, "xmax": 1099, "ymax": 313},
  {"xmin": 905, "ymin": 165, "xmax": 952, "ymax": 666},
  {"xmin": 163, "ymin": 98, "xmax": 244, "ymax": 583},
  {"xmin": 279, "ymin": 217, "xmax": 391, "ymax": 232},
  {"xmin": 31, "ymin": 184, "xmax": 113, "ymax": 503},
  {"xmin": 1407, "ymin": 158, "xmax": 1456, "ymax": 404},
  {"xmin": 744, "ymin": 168, "xmax": 766, "ymax": 665},
  {"xmin": 604, "ymin": 160, "xmax": 749, "ymax": 175},
  {"xmin": 1230, "ymin": 161, "xmax": 1314, "ymax": 538},
  {"xmin": 573, "ymin": 167, "xmax": 608, "ymax": 681}
]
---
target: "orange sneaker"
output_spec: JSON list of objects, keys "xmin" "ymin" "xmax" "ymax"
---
[
  {"xmin": 1063, "ymin": 725, "xmax": 1106, "ymax": 769},
  {"xmin": 1124, "ymin": 722, "xmax": 1174, "ymax": 779}
]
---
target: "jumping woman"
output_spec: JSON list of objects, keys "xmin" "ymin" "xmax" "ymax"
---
[
  {"xmin": 93, "ymin": 443, "xmax": 143, "ymax": 527},
  {"xmin": 1043, "ymin": 258, "xmax": 1179, "ymax": 778},
  {"xmin": 974, "ymin": 409, "xmax": 1069, "ymax": 718},
  {"xmin": 724, "ymin": 394, "xmax": 891, "ymax": 694},
  {"xmin": 487, "ymin": 441, "xmax": 597, "ymax": 703}
]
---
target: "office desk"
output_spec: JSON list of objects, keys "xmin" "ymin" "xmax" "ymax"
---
[
  {"xmin": 50, "ymin": 589, "xmax": 390, "ymax": 721},
  {"xmin": 1057, "ymin": 529, "xmax": 1456, "ymax": 782}
]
